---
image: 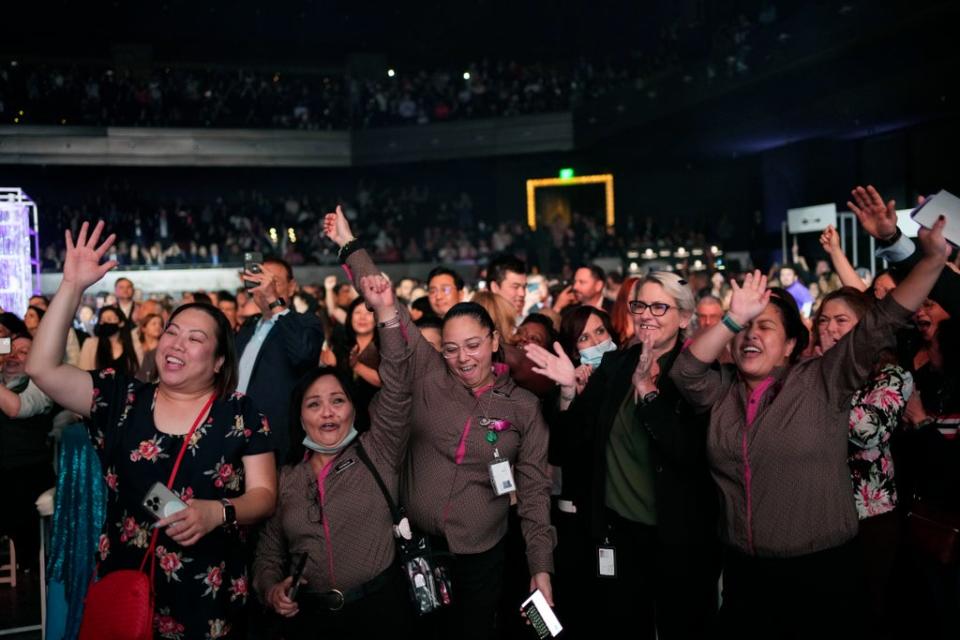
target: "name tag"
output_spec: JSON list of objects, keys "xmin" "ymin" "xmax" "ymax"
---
[
  {"xmin": 489, "ymin": 458, "xmax": 516, "ymax": 495},
  {"xmin": 334, "ymin": 458, "xmax": 356, "ymax": 474},
  {"xmin": 597, "ymin": 545, "xmax": 617, "ymax": 578}
]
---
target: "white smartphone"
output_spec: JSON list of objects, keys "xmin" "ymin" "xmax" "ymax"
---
[
  {"xmin": 0, "ymin": 337, "xmax": 11, "ymax": 356},
  {"xmin": 142, "ymin": 482, "xmax": 188, "ymax": 520}
]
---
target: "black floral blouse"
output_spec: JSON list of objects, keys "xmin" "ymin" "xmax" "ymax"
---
[{"xmin": 87, "ymin": 369, "xmax": 273, "ymax": 639}]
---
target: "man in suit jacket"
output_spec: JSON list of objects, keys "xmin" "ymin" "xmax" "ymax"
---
[{"xmin": 236, "ymin": 257, "xmax": 323, "ymax": 462}]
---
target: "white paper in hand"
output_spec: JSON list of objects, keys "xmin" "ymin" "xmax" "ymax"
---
[{"xmin": 911, "ymin": 189, "xmax": 960, "ymax": 247}]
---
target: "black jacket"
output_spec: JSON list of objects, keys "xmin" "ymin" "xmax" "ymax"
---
[
  {"xmin": 235, "ymin": 310, "xmax": 324, "ymax": 461},
  {"xmin": 556, "ymin": 341, "xmax": 719, "ymax": 547}
]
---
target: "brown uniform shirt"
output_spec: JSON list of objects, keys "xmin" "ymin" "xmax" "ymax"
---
[
  {"xmin": 253, "ymin": 312, "xmax": 412, "ymax": 596},
  {"xmin": 670, "ymin": 295, "xmax": 912, "ymax": 557},
  {"xmin": 346, "ymin": 249, "xmax": 556, "ymax": 575}
]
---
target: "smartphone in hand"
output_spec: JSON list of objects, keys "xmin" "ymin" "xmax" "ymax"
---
[
  {"xmin": 288, "ymin": 553, "xmax": 309, "ymax": 600},
  {"xmin": 243, "ymin": 251, "xmax": 264, "ymax": 290},
  {"xmin": 142, "ymin": 482, "xmax": 188, "ymax": 520}
]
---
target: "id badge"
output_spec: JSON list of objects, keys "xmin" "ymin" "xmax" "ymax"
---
[
  {"xmin": 488, "ymin": 457, "xmax": 516, "ymax": 495},
  {"xmin": 597, "ymin": 545, "xmax": 617, "ymax": 578}
]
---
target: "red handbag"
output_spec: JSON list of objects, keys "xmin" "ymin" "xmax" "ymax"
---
[
  {"xmin": 79, "ymin": 394, "xmax": 215, "ymax": 640},
  {"xmin": 79, "ymin": 553, "xmax": 157, "ymax": 640}
]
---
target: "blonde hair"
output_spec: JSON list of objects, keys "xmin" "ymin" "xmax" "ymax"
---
[
  {"xmin": 634, "ymin": 271, "xmax": 696, "ymax": 338},
  {"xmin": 471, "ymin": 290, "xmax": 518, "ymax": 345}
]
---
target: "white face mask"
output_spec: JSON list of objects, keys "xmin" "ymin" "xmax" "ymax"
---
[
  {"xmin": 578, "ymin": 339, "xmax": 616, "ymax": 368},
  {"xmin": 302, "ymin": 422, "xmax": 358, "ymax": 455}
]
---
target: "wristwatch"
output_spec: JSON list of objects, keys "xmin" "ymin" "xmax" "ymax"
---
[
  {"xmin": 220, "ymin": 498, "xmax": 237, "ymax": 527},
  {"xmin": 640, "ymin": 390, "xmax": 659, "ymax": 405},
  {"xmin": 267, "ymin": 297, "xmax": 287, "ymax": 311}
]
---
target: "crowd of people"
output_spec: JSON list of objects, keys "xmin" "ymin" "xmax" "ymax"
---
[
  {"xmin": 1, "ymin": 182, "xmax": 957, "ymax": 639},
  {"xmin": 1, "ymin": 2, "xmax": 854, "ymax": 132},
  {"xmin": 37, "ymin": 180, "xmax": 721, "ymax": 275}
]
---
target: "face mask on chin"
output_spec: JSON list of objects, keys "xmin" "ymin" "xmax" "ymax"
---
[{"xmin": 302, "ymin": 422, "xmax": 358, "ymax": 455}]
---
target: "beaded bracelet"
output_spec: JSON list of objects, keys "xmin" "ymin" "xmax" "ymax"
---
[{"xmin": 721, "ymin": 313, "xmax": 744, "ymax": 334}]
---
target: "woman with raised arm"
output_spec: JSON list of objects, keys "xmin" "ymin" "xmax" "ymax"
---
[
  {"xmin": 668, "ymin": 216, "xmax": 949, "ymax": 639},
  {"xmin": 523, "ymin": 273, "xmax": 720, "ymax": 640},
  {"xmin": 323, "ymin": 207, "xmax": 554, "ymax": 640},
  {"xmin": 253, "ymin": 275, "xmax": 415, "ymax": 639},
  {"xmin": 27, "ymin": 221, "xmax": 277, "ymax": 639}
]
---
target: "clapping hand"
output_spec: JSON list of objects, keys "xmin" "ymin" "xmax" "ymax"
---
[
  {"xmin": 631, "ymin": 332, "xmax": 660, "ymax": 402},
  {"xmin": 524, "ymin": 342, "xmax": 577, "ymax": 392}
]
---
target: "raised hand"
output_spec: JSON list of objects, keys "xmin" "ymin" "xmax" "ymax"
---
[
  {"xmin": 847, "ymin": 185, "xmax": 898, "ymax": 241},
  {"xmin": 631, "ymin": 332, "xmax": 660, "ymax": 402},
  {"xmin": 62, "ymin": 221, "xmax": 118, "ymax": 290},
  {"xmin": 916, "ymin": 214, "xmax": 949, "ymax": 263},
  {"xmin": 524, "ymin": 342, "xmax": 576, "ymax": 390},
  {"xmin": 728, "ymin": 270, "xmax": 771, "ymax": 326},
  {"xmin": 818, "ymin": 225, "xmax": 841, "ymax": 255},
  {"xmin": 359, "ymin": 274, "xmax": 395, "ymax": 313},
  {"xmin": 322, "ymin": 205, "xmax": 356, "ymax": 248}
]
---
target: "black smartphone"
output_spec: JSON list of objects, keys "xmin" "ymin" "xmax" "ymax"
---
[
  {"xmin": 243, "ymin": 251, "xmax": 264, "ymax": 290},
  {"xmin": 287, "ymin": 553, "xmax": 309, "ymax": 600}
]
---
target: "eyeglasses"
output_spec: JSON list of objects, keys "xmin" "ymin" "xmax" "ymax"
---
[
  {"xmin": 428, "ymin": 285, "xmax": 455, "ymax": 297},
  {"xmin": 628, "ymin": 300, "xmax": 673, "ymax": 316},
  {"xmin": 441, "ymin": 333, "xmax": 492, "ymax": 359}
]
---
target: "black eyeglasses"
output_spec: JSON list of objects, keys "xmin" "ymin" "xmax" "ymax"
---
[{"xmin": 628, "ymin": 301, "xmax": 673, "ymax": 316}]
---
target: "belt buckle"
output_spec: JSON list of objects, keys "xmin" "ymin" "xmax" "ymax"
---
[{"xmin": 328, "ymin": 589, "xmax": 345, "ymax": 611}]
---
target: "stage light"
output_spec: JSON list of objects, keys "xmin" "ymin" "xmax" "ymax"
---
[
  {"xmin": 18, "ymin": 110, "xmax": 24, "ymax": 116},
  {"xmin": 463, "ymin": 72, "xmax": 471, "ymax": 80},
  {"xmin": 287, "ymin": 228, "xmax": 297, "ymax": 243},
  {"xmin": 388, "ymin": 68, "xmax": 396, "ymax": 77},
  {"xmin": 269, "ymin": 228, "xmax": 278, "ymax": 244},
  {"xmin": 10, "ymin": 60, "xmax": 17, "ymax": 67},
  {"xmin": 13, "ymin": 118, "xmax": 19, "ymax": 124}
]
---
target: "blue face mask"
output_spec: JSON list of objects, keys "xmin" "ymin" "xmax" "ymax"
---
[
  {"xmin": 578, "ymin": 339, "xmax": 616, "ymax": 368},
  {"xmin": 302, "ymin": 423, "xmax": 358, "ymax": 455}
]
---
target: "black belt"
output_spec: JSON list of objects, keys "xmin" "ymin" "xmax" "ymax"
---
[{"xmin": 300, "ymin": 567, "xmax": 394, "ymax": 612}]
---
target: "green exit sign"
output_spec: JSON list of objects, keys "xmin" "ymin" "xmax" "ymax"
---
[{"xmin": 559, "ymin": 168, "xmax": 575, "ymax": 180}]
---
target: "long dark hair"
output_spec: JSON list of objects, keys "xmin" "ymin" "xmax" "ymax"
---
[
  {"xmin": 766, "ymin": 288, "xmax": 809, "ymax": 364},
  {"xmin": 285, "ymin": 367, "xmax": 357, "ymax": 466},
  {"xmin": 811, "ymin": 287, "xmax": 872, "ymax": 350},
  {"xmin": 165, "ymin": 303, "xmax": 238, "ymax": 399},
  {"xmin": 95, "ymin": 306, "xmax": 140, "ymax": 376},
  {"xmin": 559, "ymin": 306, "xmax": 616, "ymax": 365},
  {"xmin": 344, "ymin": 297, "xmax": 380, "ymax": 351}
]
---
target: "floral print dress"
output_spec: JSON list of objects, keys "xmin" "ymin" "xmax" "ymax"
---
[
  {"xmin": 87, "ymin": 369, "xmax": 273, "ymax": 639},
  {"xmin": 848, "ymin": 364, "xmax": 913, "ymax": 519}
]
